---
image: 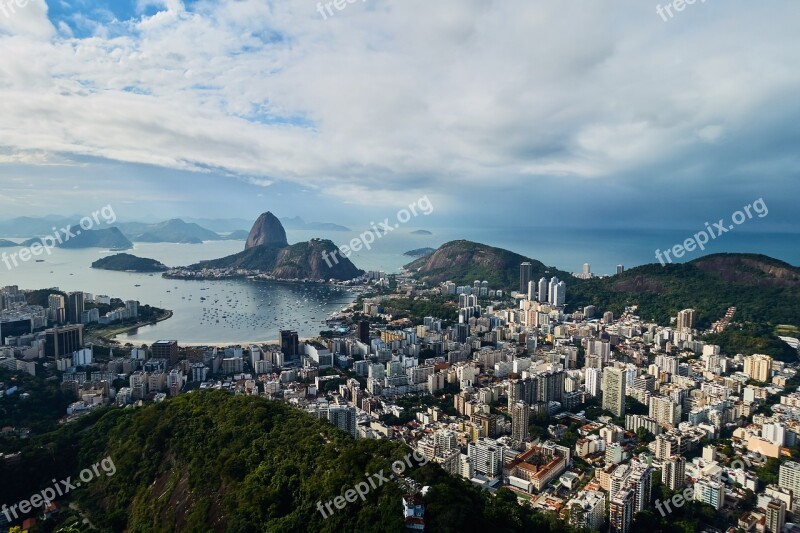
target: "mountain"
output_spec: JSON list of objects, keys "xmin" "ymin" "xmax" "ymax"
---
[
  {"xmin": 23, "ymin": 227, "xmax": 133, "ymax": 250},
  {"xmin": 60, "ymin": 226, "xmax": 133, "ymax": 249},
  {"xmin": 405, "ymin": 240, "xmax": 571, "ymax": 288},
  {"xmin": 116, "ymin": 219, "xmax": 221, "ymax": 243},
  {"xmin": 182, "ymin": 217, "xmax": 252, "ymax": 232},
  {"xmin": 0, "ymin": 391, "xmax": 575, "ymax": 532},
  {"xmin": 410, "ymin": 229, "xmax": 432, "ymax": 235},
  {"xmin": 568, "ymin": 253, "xmax": 800, "ymax": 330},
  {"xmin": 0, "ymin": 239, "xmax": 18, "ymax": 247},
  {"xmin": 0, "ymin": 215, "xmax": 72, "ymax": 237},
  {"xmin": 191, "ymin": 238, "xmax": 362, "ymax": 280},
  {"xmin": 281, "ymin": 216, "xmax": 351, "ymax": 232},
  {"xmin": 407, "ymin": 242, "xmax": 799, "ymax": 340},
  {"xmin": 91, "ymin": 253, "xmax": 169, "ymax": 272},
  {"xmin": 220, "ymin": 229, "xmax": 249, "ymax": 240},
  {"xmin": 246, "ymin": 212, "xmax": 289, "ymax": 249}
]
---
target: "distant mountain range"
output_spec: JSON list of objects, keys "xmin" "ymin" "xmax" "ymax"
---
[
  {"xmin": 22, "ymin": 226, "xmax": 133, "ymax": 250},
  {"xmin": 0, "ymin": 216, "xmax": 351, "ymax": 246}
]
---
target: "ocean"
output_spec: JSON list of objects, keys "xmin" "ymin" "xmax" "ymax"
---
[{"xmin": 1, "ymin": 226, "xmax": 796, "ymax": 344}]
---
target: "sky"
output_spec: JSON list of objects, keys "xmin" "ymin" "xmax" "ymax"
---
[{"xmin": 0, "ymin": 0, "xmax": 798, "ymax": 231}]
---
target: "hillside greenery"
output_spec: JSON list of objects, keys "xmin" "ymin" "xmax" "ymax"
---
[
  {"xmin": 702, "ymin": 322, "xmax": 798, "ymax": 362},
  {"xmin": 0, "ymin": 392, "xmax": 583, "ymax": 533},
  {"xmin": 566, "ymin": 257, "xmax": 800, "ymax": 329}
]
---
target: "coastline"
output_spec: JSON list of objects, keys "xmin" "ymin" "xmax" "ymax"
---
[{"xmin": 93, "ymin": 310, "xmax": 175, "ymax": 343}]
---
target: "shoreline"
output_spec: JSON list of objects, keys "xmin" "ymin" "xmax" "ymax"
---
[{"xmin": 93, "ymin": 310, "xmax": 175, "ymax": 343}]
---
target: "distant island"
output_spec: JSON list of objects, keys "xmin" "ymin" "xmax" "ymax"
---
[
  {"xmin": 0, "ymin": 239, "xmax": 17, "ymax": 248},
  {"xmin": 92, "ymin": 253, "xmax": 169, "ymax": 272},
  {"xmin": 403, "ymin": 247, "xmax": 436, "ymax": 257},
  {"xmin": 410, "ymin": 229, "xmax": 433, "ymax": 235},
  {"xmin": 280, "ymin": 216, "xmax": 351, "ymax": 232},
  {"xmin": 221, "ymin": 229, "xmax": 249, "ymax": 240}
]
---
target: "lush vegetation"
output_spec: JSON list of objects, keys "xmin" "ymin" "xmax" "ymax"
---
[
  {"xmin": 0, "ymin": 369, "xmax": 72, "ymax": 437},
  {"xmin": 567, "ymin": 255, "xmax": 800, "ymax": 328},
  {"xmin": 381, "ymin": 296, "xmax": 458, "ymax": 323},
  {"xmin": 0, "ymin": 392, "xmax": 583, "ymax": 532},
  {"xmin": 702, "ymin": 322, "xmax": 798, "ymax": 362}
]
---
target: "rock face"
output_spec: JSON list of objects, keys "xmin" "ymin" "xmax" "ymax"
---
[{"xmin": 245, "ymin": 212, "xmax": 288, "ymax": 249}]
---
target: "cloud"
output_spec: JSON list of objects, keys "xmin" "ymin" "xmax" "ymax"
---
[{"xmin": 0, "ymin": 0, "xmax": 797, "ymax": 227}]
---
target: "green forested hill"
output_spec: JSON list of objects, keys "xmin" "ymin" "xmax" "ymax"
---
[
  {"xmin": 1, "ymin": 392, "xmax": 579, "ymax": 533},
  {"xmin": 567, "ymin": 254, "xmax": 800, "ymax": 329}
]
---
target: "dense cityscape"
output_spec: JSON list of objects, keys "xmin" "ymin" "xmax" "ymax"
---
[{"xmin": 2, "ymin": 251, "xmax": 799, "ymax": 532}]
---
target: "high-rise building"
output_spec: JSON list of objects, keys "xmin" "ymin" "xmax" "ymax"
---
[
  {"xmin": 662, "ymin": 456, "xmax": 686, "ymax": 491},
  {"xmin": 66, "ymin": 291, "xmax": 84, "ymax": 324},
  {"xmin": 537, "ymin": 277, "xmax": 548, "ymax": 303},
  {"xmin": 358, "ymin": 320, "xmax": 370, "ymax": 344},
  {"xmin": 778, "ymin": 461, "xmax": 800, "ymax": 494},
  {"xmin": 676, "ymin": 309, "xmax": 696, "ymax": 331},
  {"xmin": 328, "ymin": 405, "xmax": 358, "ymax": 438},
  {"xmin": 527, "ymin": 280, "xmax": 536, "ymax": 301},
  {"xmin": 602, "ymin": 367, "xmax": 626, "ymax": 417},
  {"xmin": 44, "ymin": 324, "xmax": 84, "ymax": 360},
  {"xmin": 693, "ymin": 479, "xmax": 724, "ymax": 510},
  {"xmin": 125, "ymin": 300, "xmax": 139, "ymax": 319},
  {"xmin": 468, "ymin": 437, "xmax": 505, "ymax": 478},
  {"xmin": 552, "ymin": 281, "xmax": 566, "ymax": 307},
  {"xmin": 519, "ymin": 262, "xmax": 533, "ymax": 294},
  {"xmin": 649, "ymin": 396, "xmax": 681, "ymax": 428},
  {"xmin": 511, "ymin": 401, "xmax": 530, "ymax": 444},
  {"xmin": 280, "ymin": 330, "xmax": 299, "ymax": 359},
  {"xmin": 48, "ymin": 294, "xmax": 66, "ymax": 324},
  {"xmin": 151, "ymin": 340, "xmax": 179, "ymax": 366},
  {"xmin": 566, "ymin": 490, "xmax": 606, "ymax": 531},
  {"xmin": 609, "ymin": 488, "xmax": 635, "ymax": 533},
  {"xmin": 585, "ymin": 367, "xmax": 602, "ymax": 397},
  {"xmin": 582, "ymin": 263, "xmax": 591, "ymax": 275},
  {"xmin": 548, "ymin": 277, "xmax": 559, "ymax": 304},
  {"xmin": 744, "ymin": 354, "xmax": 773, "ymax": 383},
  {"xmin": 434, "ymin": 430, "xmax": 457, "ymax": 453},
  {"xmin": 766, "ymin": 498, "xmax": 787, "ymax": 533},
  {"xmin": 628, "ymin": 462, "xmax": 654, "ymax": 513},
  {"xmin": 616, "ymin": 265, "xmax": 624, "ymax": 275},
  {"xmin": 603, "ymin": 311, "xmax": 614, "ymax": 324}
]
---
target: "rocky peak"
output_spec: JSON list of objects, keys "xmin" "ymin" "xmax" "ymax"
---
[{"xmin": 245, "ymin": 212, "xmax": 288, "ymax": 249}]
